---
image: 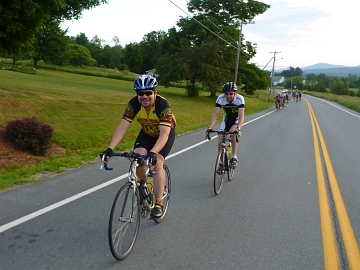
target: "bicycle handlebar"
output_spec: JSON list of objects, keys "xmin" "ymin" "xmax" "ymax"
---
[
  {"xmin": 101, "ymin": 151, "xmax": 156, "ymax": 175},
  {"xmin": 206, "ymin": 130, "xmax": 239, "ymax": 143}
]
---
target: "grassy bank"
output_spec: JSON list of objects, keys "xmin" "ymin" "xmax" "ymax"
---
[
  {"xmin": 0, "ymin": 68, "xmax": 275, "ymax": 190},
  {"xmin": 303, "ymin": 90, "xmax": 360, "ymax": 112}
]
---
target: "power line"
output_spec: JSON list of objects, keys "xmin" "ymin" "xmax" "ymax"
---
[
  {"xmin": 168, "ymin": 0, "xmax": 264, "ymax": 68},
  {"xmin": 167, "ymin": 0, "xmax": 237, "ymax": 50}
]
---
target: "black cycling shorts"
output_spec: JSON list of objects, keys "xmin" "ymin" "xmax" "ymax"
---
[
  {"xmin": 133, "ymin": 128, "xmax": 175, "ymax": 158},
  {"xmin": 219, "ymin": 118, "xmax": 238, "ymax": 132}
]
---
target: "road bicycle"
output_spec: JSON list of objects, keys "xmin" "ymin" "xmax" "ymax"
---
[
  {"xmin": 101, "ymin": 151, "xmax": 171, "ymax": 260},
  {"xmin": 206, "ymin": 130, "xmax": 239, "ymax": 195}
]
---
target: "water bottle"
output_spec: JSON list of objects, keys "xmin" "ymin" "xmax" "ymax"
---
[
  {"xmin": 147, "ymin": 178, "xmax": 154, "ymax": 194},
  {"xmin": 227, "ymin": 144, "xmax": 232, "ymax": 160},
  {"xmin": 147, "ymin": 170, "xmax": 155, "ymax": 194}
]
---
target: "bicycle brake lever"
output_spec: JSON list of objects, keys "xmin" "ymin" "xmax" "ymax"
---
[{"xmin": 101, "ymin": 155, "xmax": 113, "ymax": 170}]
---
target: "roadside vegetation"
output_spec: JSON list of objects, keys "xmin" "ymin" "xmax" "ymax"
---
[
  {"xmin": 0, "ymin": 68, "xmax": 275, "ymax": 190},
  {"xmin": 303, "ymin": 90, "xmax": 360, "ymax": 112}
]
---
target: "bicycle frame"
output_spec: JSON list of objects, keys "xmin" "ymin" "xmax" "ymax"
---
[
  {"xmin": 207, "ymin": 130, "xmax": 238, "ymax": 194},
  {"xmin": 102, "ymin": 152, "xmax": 155, "ymax": 211},
  {"xmin": 101, "ymin": 151, "xmax": 171, "ymax": 260}
]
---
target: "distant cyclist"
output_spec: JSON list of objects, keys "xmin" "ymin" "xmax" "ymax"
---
[
  {"xmin": 100, "ymin": 75, "xmax": 176, "ymax": 219},
  {"xmin": 206, "ymin": 82, "xmax": 244, "ymax": 168},
  {"xmin": 275, "ymin": 94, "xmax": 281, "ymax": 109}
]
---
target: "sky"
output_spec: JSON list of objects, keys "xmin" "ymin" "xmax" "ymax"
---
[{"xmin": 61, "ymin": 0, "xmax": 360, "ymax": 71}]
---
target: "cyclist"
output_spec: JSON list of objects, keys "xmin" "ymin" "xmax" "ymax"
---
[
  {"xmin": 206, "ymin": 82, "xmax": 245, "ymax": 168},
  {"xmin": 275, "ymin": 94, "xmax": 281, "ymax": 109},
  {"xmin": 100, "ymin": 74, "xmax": 176, "ymax": 218}
]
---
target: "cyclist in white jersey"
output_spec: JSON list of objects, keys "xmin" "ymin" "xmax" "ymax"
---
[{"xmin": 207, "ymin": 82, "xmax": 245, "ymax": 168}]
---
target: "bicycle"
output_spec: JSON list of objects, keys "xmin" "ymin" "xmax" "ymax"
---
[
  {"xmin": 206, "ymin": 130, "xmax": 239, "ymax": 195},
  {"xmin": 101, "ymin": 151, "xmax": 171, "ymax": 260}
]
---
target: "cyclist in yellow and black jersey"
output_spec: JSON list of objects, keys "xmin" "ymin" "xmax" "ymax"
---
[
  {"xmin": 100, "ymin": 75, "xmax": 176, "ymax": 218},
  {"xmin": 123, "ymin": 94, "xmax": 176, "ymax": 137}
]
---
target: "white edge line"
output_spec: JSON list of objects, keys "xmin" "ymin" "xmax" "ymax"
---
[
  {"xmin": 310, "ymin": 95, "xmax": 360, "ymax": 119},
  {"xmin": 0, "ymin": 110, "xmax": 274, "ymax": 233}
]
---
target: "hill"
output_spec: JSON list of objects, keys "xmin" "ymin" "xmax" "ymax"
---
[
  {"xmin": 301, "ymin": 63, "xmax": 347, "ymax": 70},
  {"xmin": 277, "ymin": 63, "xmax": 360, "ymax": 77},
  {"xmin": 302, "ymin": 65, "xmax": 360, "ymax": 77}
]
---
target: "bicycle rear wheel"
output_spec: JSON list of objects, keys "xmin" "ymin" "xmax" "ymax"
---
[
  {"xmin": 108, "ymin": 182, "xmax": 140, "ymax": 260},
  {"xmin": 214, "ymin": 150, "xmax": 225, "ymax": 195},
  {"xmin": 153, "ymin": 164, "xmax": 171, "ymax": 223}
]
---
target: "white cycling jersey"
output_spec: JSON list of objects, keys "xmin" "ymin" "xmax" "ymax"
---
[{"xmin": 215, "ymin": 93, "xmax": 245, "ymax": 130}]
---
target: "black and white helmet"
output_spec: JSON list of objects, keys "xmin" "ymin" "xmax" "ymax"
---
[
  {"xmin": 222, "ymin": 82, "xmax": 237, "ymax": 92},
  {"xmin": 134, "ymin": 75, "xmax": 158, "ymax": 91}
]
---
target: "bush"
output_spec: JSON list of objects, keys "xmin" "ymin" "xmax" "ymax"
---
[{"xmin": 4, "ymin": 118, "xmax": 54, "ymax": 156}]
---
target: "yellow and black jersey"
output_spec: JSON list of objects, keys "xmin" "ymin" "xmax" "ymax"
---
[{"xmin": 122, "ymin": 95, "xmax": 176, "ymax": 137}]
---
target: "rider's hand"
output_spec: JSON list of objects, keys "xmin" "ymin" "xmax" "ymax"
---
[
  {"xmin": 99, "ymin": 148, "xmax": 113, "ymax": 162},
  {"xmin": 236, "ymin": 127, "xmax": 242, "ymax": 137},
  {"xmin": 147, "ymin": 152, "xmax": 157, "ymax": 166},
  {"xmin": 206, "ymin": 126, "xmax": 212, "ymax": 140}
]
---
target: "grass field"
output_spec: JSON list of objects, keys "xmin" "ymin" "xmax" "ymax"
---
[
  {"xmin": 303, "ymin": 90, "xmax": 360, "ymax": 112},
  {"xmin": 0, "ymin": 68, "xmax": 275, "ymax": 190}
]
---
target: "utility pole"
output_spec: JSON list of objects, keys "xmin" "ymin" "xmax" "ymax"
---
[
  {"xmin": 234, "ymin": 20, "xmax": 254, "ymax": 85},
  {"xmin": 269, "ymin": 51, "xmax": 281, "ymax": 93}
]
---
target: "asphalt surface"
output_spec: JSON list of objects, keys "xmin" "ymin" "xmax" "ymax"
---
[{"xmin": 1, "ymin": 94, "xmax": 359, "ymax": 270}]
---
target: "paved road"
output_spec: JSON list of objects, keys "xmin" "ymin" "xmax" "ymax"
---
[{"xmin": 1, "ymin": 95, "xmax": 359, "ymax": 270}]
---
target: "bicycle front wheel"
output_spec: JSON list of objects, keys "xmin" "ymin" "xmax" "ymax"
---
[
  {"xmin": 153, "ymin": 164, "xmax": 171, "ymax": 223},
  {"xmin": 214, "ymin": 150, "xmax": 225, "ymax": 195},
  {"xmin": 227, "ymin": 156, "xmax": 235, "ymax": 181},
  {"xmin": 108, "ymin": 182, "xmax": 140, "ymax": 260}
]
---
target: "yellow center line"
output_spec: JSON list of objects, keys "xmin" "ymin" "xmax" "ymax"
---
[
  {"xmin": 306, "ymin": 98, "xmax": 360, "ymax": 269},
  {"xmin": 307, "ymin": 99, "xmax": 339, "ymax": 269}
]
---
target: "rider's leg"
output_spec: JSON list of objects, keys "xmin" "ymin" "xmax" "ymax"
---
[
  {"xmin": 135, "ymin": 147, "xmax": 148, "ymax": 181},
  {"xmin": 153, "ymin": 154, "xmax": 165, "ymax": 205},
  {"xmin": 231, "ymin": 133, "xmax": 238, "ymax": 158}
]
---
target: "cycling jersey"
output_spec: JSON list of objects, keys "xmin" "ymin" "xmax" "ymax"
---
[
  {"xmin": 123, "ymin": 95, "xmax": 176, "ymax": 138},
  {"xmin": 215, "ymin": 93, "xmax": 245, "ymax": 122}
]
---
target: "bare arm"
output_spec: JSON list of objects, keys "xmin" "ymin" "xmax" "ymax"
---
[
  {"xmin": 237, "ymin": 107, "xmax": 245, "ymax": 130},
  {"xmin": 209, "ymin": 107, "xmax": 221, "ymax": 129},
  {"xmin": 108, "ymin": 119, "xmax": 131, "ymax": 150},
  {"xmin": 150, "ymin": 125, "xmax": 171, "ymax": 154}
]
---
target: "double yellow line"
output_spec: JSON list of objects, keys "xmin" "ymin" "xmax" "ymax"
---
[{"xmin": 307, "ymin": 99, "xmax": 360, "ymax": 269}]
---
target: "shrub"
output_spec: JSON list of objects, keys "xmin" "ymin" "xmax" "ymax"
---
[{"xmin": 4, "ymin": 118, "xmax": 54, "ymax": 156}]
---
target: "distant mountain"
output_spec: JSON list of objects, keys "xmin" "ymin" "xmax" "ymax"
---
[
  {"xmin": 301, "ymin": 63, "xmax": 347, "ymax": 70},
  {"xmin": 277, "ymin": 63, "xmax": 360, "ymax": 77}
]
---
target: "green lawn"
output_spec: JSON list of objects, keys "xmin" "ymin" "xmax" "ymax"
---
[{"xmin": 0, "ymin": 68, "xmax": 275, "ymax": 190}]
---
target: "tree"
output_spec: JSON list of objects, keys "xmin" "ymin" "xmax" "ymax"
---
[
  {"xmin": 109, "ymin": 44, "xmax": 126, "ymax": 70},
  {"xmin": 139, "ymin": 31, "xmax": 166, "ymax": 73},
  {"xmin": 188, "ymin": 0, "xmax": 269, "ymax": 26},
  {"xmin": 330, "ymin": 77, "xmax": 349, "ymax": 95},
  {"xmin": 123, "ymin": 43, "xmax": 143, "ymax": 73},
  {"xmin": 157, "ymin": 32, "xmax": 230, "ymax": 97},
  {"xmin": 66, "ymin": 44, "xmax": 96, "ymax": 66},
  {"xmin": 0, "ymin": 0, "xmax": 107, "ymax": 55},
  {"xmin": 238, "ymin": 64, "xmax": 269, "ymax": 95},
  {"xmin": 72, "ymin": 32, "xmax": 91, "ymax": 48},
  {"xmin": 281, "ymin": 66, "xmax": 303, "ymax": 77},
  {"xmin": 88, "ymin": 35, "xmax": 106, "ymax": 67},
  {"xmin": 31, "ymin": 19, "xmax": 70, "ymax": 67},
  {"xmin": 156, "ymin": 0, "xmax": 269, "ymax": 96}
]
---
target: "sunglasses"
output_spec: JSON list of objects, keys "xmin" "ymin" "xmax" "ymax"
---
[
  {"xmin": 138, "ymin": 91, "xmax": 154, "ymax": 97},
  {"xmin": 225, "ymin": 92, "xmax": 234, "ymax": 96}
]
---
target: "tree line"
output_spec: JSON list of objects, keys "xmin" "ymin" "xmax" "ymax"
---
[
  {"xmin": 1, "ymin": 0, "xmax": 274, "ymax": 97},
  {"xmin": 276, "ymin": 67, "xmax": 360, "ymax": 97}
]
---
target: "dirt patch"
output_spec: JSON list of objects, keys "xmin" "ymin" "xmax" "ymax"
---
[{"xmin": 0, "ymin": 128, "xmax": 66, "ymax": 169}]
